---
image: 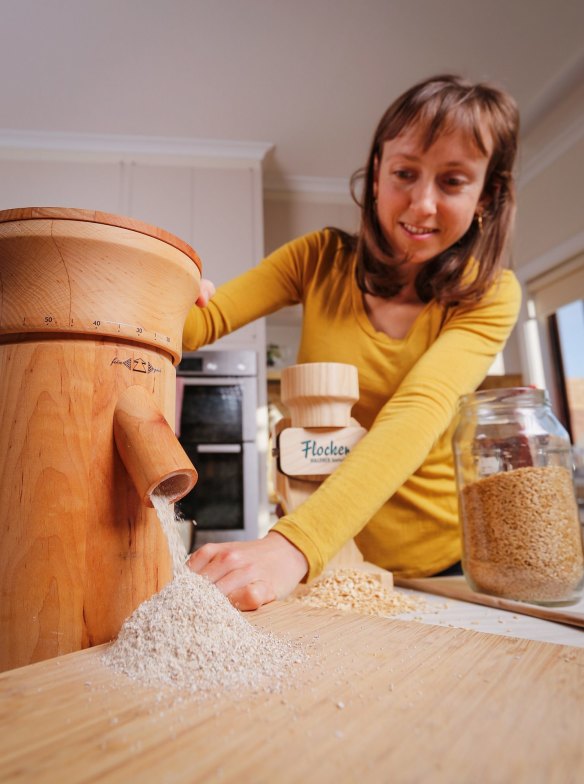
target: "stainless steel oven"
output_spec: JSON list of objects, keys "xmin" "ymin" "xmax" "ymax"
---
[{"xmin": 175, "ymin": 349, "xmax": 259, "ymax": 550}]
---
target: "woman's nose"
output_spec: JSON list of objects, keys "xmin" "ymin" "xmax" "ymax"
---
[{"xmin": 410, "ymin": 181, "xmax": 437, "ymax": 215}]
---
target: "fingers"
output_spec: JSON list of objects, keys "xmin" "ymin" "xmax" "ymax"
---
[
  {"xmin": 228, "ymin": 580, "xmax": 276, "ymax": 611},
  {"xmin": 185, "ymin": 536, "xmax": 304, "ymax": 613},
  {"xmin": 186, "ymin": 542, "xmax": 223, "ymax": 573},
  {"xmin": 187, "ymin": 544, "xmax": 259, "ymax": 595},
  {"xmin": 188, "ymin": 543, "xmax": 246, "ymax": 585},
  {"xmin": 195, "ymin": 278, "xmax": 216, "ymax": 307},
  {"xmin": 186, "ymin": 544, "xmax": 276, "ymax": 610}
]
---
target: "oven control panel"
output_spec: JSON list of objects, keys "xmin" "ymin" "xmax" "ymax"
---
[{"xmin": 178, "ymin": 350, "xmax": 257, "ymax": 377}]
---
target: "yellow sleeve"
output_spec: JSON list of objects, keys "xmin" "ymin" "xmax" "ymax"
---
[
  {"xmin": 273, "ymin": 270, "xmax": 522, "ymax": 579},
  {"xmin": 182, "ymin": 232, "xmax": 324, "ymax": 350}
]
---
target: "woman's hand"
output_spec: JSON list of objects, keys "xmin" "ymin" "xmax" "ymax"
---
[
  {"xmin": 195, "ymin": 278, "xmax": 216, "ymax": 307},
  {"xmin": 186, "ymin": 531, "xmax": 308, "ymax": 610}
]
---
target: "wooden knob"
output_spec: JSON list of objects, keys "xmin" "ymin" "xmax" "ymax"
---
[{"xmin": 280, "ymin": 362, "xmax": 359, "ymax": 427}]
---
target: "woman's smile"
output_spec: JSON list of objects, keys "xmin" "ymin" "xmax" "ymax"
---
[{"xmin": 400, "ymin": 221, "xmax": 439, "ymax": 238}]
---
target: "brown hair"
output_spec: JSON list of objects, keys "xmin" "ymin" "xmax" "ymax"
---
[{"xmin": 348, "ymin": 74, "xmax": 519, "ymax": 306}]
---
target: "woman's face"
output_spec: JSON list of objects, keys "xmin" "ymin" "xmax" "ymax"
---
[{"xmin": 373, "ymin": 124, "xmax": 492, "ymax": 266}]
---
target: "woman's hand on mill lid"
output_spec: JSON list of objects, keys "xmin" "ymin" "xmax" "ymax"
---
[
  {"xmin": 195, "ymin": 278, "xmax": 216, "ymax": 307},
  {"xmin": 186, "ymin": 531, "xmax": 309, "ymax": 610}
]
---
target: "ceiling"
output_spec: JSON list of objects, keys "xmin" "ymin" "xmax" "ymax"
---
[{"xmin": 1, "ymin": 0, "xmax": 583, "ymax": 185}]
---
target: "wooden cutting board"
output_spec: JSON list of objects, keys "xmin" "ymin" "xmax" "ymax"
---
[
  {"xmin": 395, "ymin": 575, "xmax": 584, "ymax": 628},
  {"xmin": 1, "ymin": 602, "xmax": 583, "ymax": 783}
]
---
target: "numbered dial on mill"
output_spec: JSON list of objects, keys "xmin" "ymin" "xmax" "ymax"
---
[{"xmin": 0, "ymin": 211, "xmax": 201, "ymax": 363}]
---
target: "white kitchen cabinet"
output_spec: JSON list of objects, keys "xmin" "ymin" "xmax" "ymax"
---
[
  {"xmin": 126, "ymin": 162, "xmax": 193, "ymax": 243},
  {"xmin": 191, "ymin": 166, "xmax": 262, "ymax": 348},
  {"xmin": 191, "ymin": 166, "xmax": 257, "ymax": 285},
  {"xmin": 0, "ymin": 158, "xmax": 121, "ymax": 213},
  {"xmin": 124, "ymin": 161, "xmax": 263, "ymax": 348}
]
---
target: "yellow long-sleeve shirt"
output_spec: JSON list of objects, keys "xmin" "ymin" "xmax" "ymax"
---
[{"xmin": 183, "ymin": 229, "xmax": 522, "ymax": 579}]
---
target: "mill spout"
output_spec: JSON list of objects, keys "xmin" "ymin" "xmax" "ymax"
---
[{"xmin": 114, "ymin": 385, "xmax": 198, "ymax": 506}]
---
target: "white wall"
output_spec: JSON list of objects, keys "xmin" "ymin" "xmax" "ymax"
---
[{"xmin": 263, "ymin": 189, "xmax": 359, "ymax": 364}]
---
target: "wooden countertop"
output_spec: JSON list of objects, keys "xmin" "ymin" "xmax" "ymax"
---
[{"xmin": 1, "ymin": 601, "xmax": 583, "ymax": 783}]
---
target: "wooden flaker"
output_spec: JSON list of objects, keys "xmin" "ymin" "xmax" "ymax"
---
[
  {"xmin": 280, "ymin": 362, "xmax": 359, "ymax": 427},
  {"xmin": 273, "ymin": 362, "xmax": 386, "ymax": 580},
  {"xmin": 0, "ymin": 207, "xmax": 202, "ymax": 672},
  {"xmin": 277, "ymin": 362, "xmax": 366, "ymax": 482}
]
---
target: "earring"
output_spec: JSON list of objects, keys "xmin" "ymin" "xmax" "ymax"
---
[{"xmin": 476, "ymin": 212, "xmax": 484, "ymax": 234}]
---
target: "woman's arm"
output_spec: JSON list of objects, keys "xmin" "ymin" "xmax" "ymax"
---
[
  {"xmin": 188, "ymin": 271, "xmax": 521, "ymax": 607},
  {"xmin": 274, "ymin": 271, "xmax": 523, "ymax": 578},
  {"xmin": 182, "ymin": 232, "xmax": 323, "ymax": 350}
]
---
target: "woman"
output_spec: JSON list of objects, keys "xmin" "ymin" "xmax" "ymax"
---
[{"xmin": 183, "ymin": 74, "xmax": 522, "ymax": 610}]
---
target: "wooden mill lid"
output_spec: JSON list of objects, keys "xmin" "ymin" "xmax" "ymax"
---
[{"xmin": 0, "ymin": 206, "xmax": 202, "ymax": 273}]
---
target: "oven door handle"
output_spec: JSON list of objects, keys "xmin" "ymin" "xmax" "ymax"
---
[{"xmin": 195, "ymin": 444, "xmax": 242, "ymax": 454}]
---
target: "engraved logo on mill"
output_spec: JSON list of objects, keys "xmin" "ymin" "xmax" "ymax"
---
[{"xmin": 110, "ymin": 357, "xmax": 161, "ymax": 374}]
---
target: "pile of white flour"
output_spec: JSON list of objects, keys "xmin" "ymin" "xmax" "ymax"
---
[{"xmin": 102, "ymin": 494, "xmax": 305, "ymax": 694}]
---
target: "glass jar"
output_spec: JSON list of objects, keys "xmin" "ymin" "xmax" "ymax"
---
[{"xmin": 452, "ymin": 387, "xmax": 584, "ymax": 606}]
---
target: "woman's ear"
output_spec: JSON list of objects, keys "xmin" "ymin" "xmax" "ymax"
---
[
  {"xmin": 373, "ymin": 155, "xmax": 380, "ymax": 198},
  {"xmin": 479, "ymin": 176, "xmax": 501, "ymax": 215}
]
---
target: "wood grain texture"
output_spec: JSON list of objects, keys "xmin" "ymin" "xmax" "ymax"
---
[
  {"xmin": 0, "ymin": 213, "xmax": 202, "ymax": 671},
  {"xmin": 113, "ymin": 385, "xmax": 197, "ymax": 505},
  {"xmin": 0, "ymin": 341, "xmax": 178, "ymax": 670},
  {"xmin": 0, "ymin": 603, "xmax": 582, "ymax": 783},
  {"xmin": 0, "ymin": 215, "xmax": 201, "ymax": 364},
  {"xmin": 0, "ymin": 207, "xmax": 202, "ymax": 271},
  {"xmin": 280, "ymin": 362, "xmax": 359, "ymax": 427}
]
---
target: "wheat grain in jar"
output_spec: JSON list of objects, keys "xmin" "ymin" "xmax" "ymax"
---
[{"xmin": 452, "ymin": 388, "xmax": 584, "ymax": 605}]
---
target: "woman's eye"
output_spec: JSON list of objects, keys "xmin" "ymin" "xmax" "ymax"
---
[
  {"xmin": 393, "ymin": 169, "xmax": 415, "ymax": 181},
  {"xmin": 442, "ymin": 176, "xmax": 467, "ymax": 189}
]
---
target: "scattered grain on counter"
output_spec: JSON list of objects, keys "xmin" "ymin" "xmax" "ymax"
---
[
  {"xmin": 291, "ymin": 568, "xmax": 426, "ymax": 616},
  {"xmin": 102, "ymin": 571, "xmax": 306, "ymax": 695},
  {"xmin": 461, "ymin": 465, "xmax": 584, "ymax": 602}
]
